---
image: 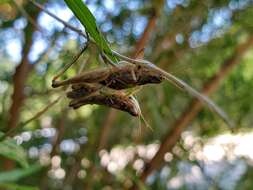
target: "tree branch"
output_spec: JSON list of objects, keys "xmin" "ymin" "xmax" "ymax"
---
[
  {"xmin": 7, "ymin": 1, "xmax": 46, "ymax": 130},
  {"xmin": 130, "ymin": 35, "xmax": 253, "ymax": 189},
  {"xmin": 4, "ymin": 0, "xmax": 45, "ymax": 170}
]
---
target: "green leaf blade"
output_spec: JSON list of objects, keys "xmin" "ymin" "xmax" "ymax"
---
[
  {"xmin": 0, "ymin": 164, "xmax": 42, "ymax": 183},
  {"xmin": 0, "ymin": 138, "xmax": 28, "ymax": 168},
  {"xmin": 0, "ymin": 183, "xmax": 39, "ymax": 190},
  {"xmin": 64, "ymin": 0, "xmax": 117, "ymax": 62}
]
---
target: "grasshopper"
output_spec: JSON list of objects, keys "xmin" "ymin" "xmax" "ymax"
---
[
  {"xmin": 51, "ymin": 45, "xmax": 147, "ymax": 117},
  {"xmin": 67, "ymin": 83, "xmax": 141, "ymax": 116},
  {"xmin": 52, "ymin": 62, "xmax": 164, "ymax": 90}
]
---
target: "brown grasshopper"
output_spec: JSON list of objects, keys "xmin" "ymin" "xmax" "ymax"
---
[
  {"xmin": 67, "ymin": 85, "xmax": 141, "ymax": 116},
  {"xmin": 66, "ymin": 83, "xmax": 141, "ymax": 116},
  {"xmin": 52, "ymin": 62, "xmax": 164, "ymax": 90},
  {"xmin": 51, "ymin": 46, "xmax": 147, "ymax": 117}
]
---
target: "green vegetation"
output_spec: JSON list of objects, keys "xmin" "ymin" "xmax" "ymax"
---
[{"xmin": 0, "ymin": 0, "xmax": 253, "ymax": 189}]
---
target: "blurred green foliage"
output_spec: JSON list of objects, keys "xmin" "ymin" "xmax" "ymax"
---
[{"xmin": 0, "ymin": 0, "xmax": 253, "ymax": 190}]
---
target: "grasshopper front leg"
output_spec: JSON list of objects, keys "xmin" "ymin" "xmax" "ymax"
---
[
  {"xmin": 52, "ymin": 67, "xmax": 110, "ymax": 88},
  {"xmin": 52, "ymin": 44, "xmax": 88, "ymax": 84}
]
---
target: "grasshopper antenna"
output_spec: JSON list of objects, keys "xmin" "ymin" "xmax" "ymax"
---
[{"xmin": 52, "ymin": 42, "xmax": 89, "ymax": 84}]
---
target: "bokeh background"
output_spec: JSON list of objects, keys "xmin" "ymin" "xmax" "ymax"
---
[{"xmin": 0, "ymin": 0, "xmax": 253, "ymax": 190}]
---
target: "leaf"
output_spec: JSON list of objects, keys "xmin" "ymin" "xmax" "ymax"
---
[
  {"xmin": 0, "ymin": 132, "xmax": 4, "ymax": 139},
  {"xmin": 0, "ymin": 138, "xmax": 28, "ymax": 168},
  {"xmin": 0, "ymin": 164, "xmax": 42, "ymax": 183},
  {"xmin": 64, "ymin": 0, "xmax": 117, "ymax": 62},
  {"xmin": 0, "ymin": 0, "xmax": 11, "ymax": 4},
  {"xmin": 0, "ymin": 183, "xmax": 39, "ymax": 190}
]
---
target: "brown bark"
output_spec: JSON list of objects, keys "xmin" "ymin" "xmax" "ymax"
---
[
  {"xmin": 4, "ymin": 3, "xmax": 42, "ymax": 170},
  {"xmin": 7, "ymin": 3, "xmax": 41, "ymax": 130},
  {"xmin": 131, "ymin": 36, "xmax": 253, "ymax": 188},
  {"xmin": 97, "ymin": 109, "xmax": 118, "ymax": 151},
  {"xmin": 132, "ymin": 14, "xmax": 157, "ymax": 58},
  {"xmin": 8, "ymin": 27, "xmax": 34, "ymax": 130}
]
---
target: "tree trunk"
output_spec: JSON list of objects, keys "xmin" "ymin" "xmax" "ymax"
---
[{"xmin": 4, "ymin": 2, "xmax": 42, "ymax": 170}]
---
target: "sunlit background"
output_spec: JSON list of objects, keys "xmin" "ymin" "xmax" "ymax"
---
[{"xmin": 1, "ymin": 0, "xmax": 253, "ymax": 190}]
